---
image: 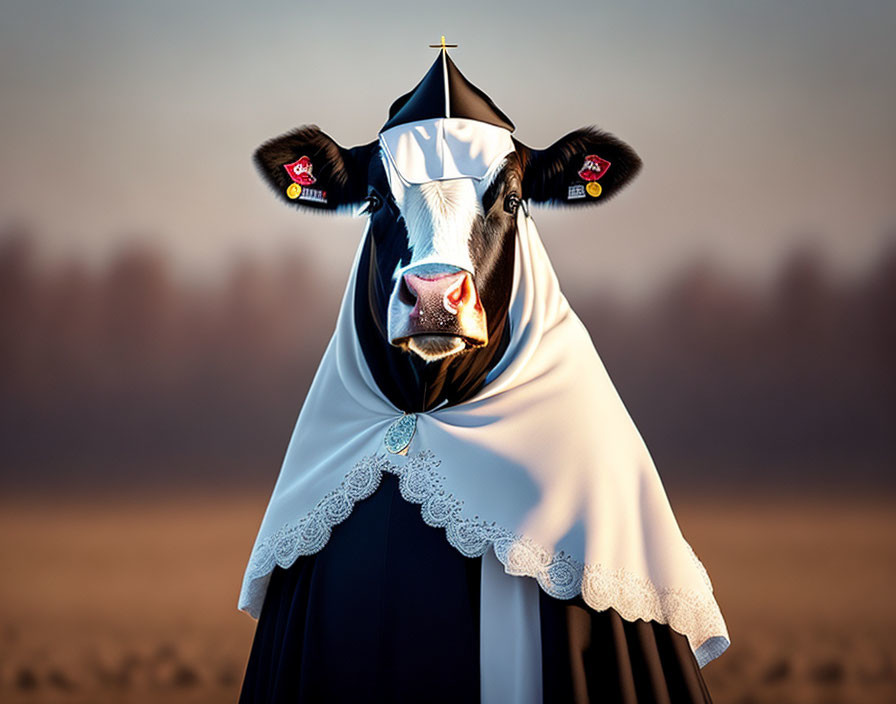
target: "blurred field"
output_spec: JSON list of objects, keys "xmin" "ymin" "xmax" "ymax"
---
[{"xmin": 0, "ymin": 488, "xmax": 894, "ymax": 704}]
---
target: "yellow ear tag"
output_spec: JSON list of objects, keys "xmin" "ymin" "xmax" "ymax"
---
[
  {"xmin": 286, "ymin": 183, "xmax": 302, "ymax": 199},
  {"xmin": 586, "ymin": 182, "xmax": 602, "ymax": 198}
]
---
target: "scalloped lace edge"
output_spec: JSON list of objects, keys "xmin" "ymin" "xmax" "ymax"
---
[{"xmin": 238, "ymin": 450, "xmax": 730, "ymax": 666}]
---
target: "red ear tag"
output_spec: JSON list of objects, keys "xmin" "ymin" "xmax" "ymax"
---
[
  {"xmin": 284, "ymin": 156, "xmax": 317, "ymax": 186},
  {"xmin": 578, "ymin": 155, "xmax": 611, "ymax": 182}
]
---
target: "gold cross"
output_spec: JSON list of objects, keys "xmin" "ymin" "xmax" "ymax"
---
[{"xmin": 428, "ymin": 36, "xmax": 457, "ymax": 51}]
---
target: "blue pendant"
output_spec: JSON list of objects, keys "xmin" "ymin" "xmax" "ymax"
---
[{"xmin": 384, "ymin": 413, "xmax": 417, "ymax": 455}]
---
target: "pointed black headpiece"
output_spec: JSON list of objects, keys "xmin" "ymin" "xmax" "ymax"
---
[{"xmin": 381, "ymin": 53, "xmax": 515, "ymax": 132}]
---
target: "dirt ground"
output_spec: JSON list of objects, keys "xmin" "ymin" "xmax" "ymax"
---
[{"xmin": 0, "ymin": 486, "xmax": 893, "ymax": 704}]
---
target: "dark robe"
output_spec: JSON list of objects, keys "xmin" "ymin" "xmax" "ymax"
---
[{"xmin": 239, "ymin": 474, "xmax": 714, "ymax": 703}]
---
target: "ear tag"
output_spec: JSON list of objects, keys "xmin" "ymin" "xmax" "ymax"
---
[
  {"xmin": 567, "ymin": 184, "xmax": 586, "ymax": 200},
  {"xmin": 586, "ymin": 182, "xmax": 602, "ymax": 198},
  {"xmin": 284, "ymin": 156, "xmax": 317, "ymax": 185},
  {"xmin": 578, "ymin": 154, "xmax": 611, "ymax": 182},
  {"xmin": 286, "ymin": 183, "xmax": 302, "ymax": 199}
]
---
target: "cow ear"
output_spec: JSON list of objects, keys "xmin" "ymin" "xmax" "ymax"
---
[
  {"xmin": 514, "ymin": 127, "xmax": 642, "ymax": 207},
  {"xmin": 254, "ymin": 125, "xmax": 377, "ymax": 212}
]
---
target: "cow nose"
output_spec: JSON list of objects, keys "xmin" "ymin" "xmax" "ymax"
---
[
  {"xmin": 403, "ymin": 270, "xmax": 477, "ymax": 316},
  {"xmin": 389, "ymin": 267, "xmax": 488, "ymax": 353}
]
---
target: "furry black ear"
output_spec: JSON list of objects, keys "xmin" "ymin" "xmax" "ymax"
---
[
  {"xmin": 514, "ymin": 127, "xmax": 642, "ymax": 207},
  {"xmin": 254, "ymin": 126, "xmax": 377, "ymax": 212}
]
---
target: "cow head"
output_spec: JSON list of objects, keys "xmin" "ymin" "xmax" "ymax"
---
[{"xmin": 253, "ymin": 54, "xmax": 641, "ymax": 409}]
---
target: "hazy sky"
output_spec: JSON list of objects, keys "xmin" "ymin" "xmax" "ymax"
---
[{"xmin": 2, "ymin": 0, "xmax": 894, "ymax": 298}]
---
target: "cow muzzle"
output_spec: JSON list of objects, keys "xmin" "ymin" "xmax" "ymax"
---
[{"xmin": 388, "ymin": 265, "xmax": 488, "ymax": 362}]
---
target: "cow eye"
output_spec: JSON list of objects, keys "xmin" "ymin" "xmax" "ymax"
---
[{"xmin": 504, "ymin": 193, "xmax": 521, "ymax": 215}]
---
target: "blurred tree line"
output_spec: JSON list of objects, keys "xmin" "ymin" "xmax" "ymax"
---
[{"xmin": 1, "ymin": 225, "xmax": 893, "ymax": 492}]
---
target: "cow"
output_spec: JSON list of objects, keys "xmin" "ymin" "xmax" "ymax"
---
[{"xmin": 238, "ymin": 49, "xmax": 728, "ymax": 704}]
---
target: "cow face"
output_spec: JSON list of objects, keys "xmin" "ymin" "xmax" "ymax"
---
[
  {"xmin": 371, "ymin": 149, "xmax": 523, "ymax": 362},
  {"xmin": 254, "ymin": 125, "xmax": 641, "ymax": 370}
]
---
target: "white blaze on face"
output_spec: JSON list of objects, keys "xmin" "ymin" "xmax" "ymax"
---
[{"xmin": 387, "ymin": 172, "xmax": 481, "ymax": 276}]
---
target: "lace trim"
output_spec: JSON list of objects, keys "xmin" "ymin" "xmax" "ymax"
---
[{"xmin": 239, "ymin": 451, "xmax": 729, "ymax": 663}]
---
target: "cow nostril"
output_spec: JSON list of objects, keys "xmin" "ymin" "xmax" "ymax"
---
[
  {"xmin": 446, "ymin": 282, "xmax": 464, "ymax": 308},
  {"xmin": 443, "ymin": 274, "xmax": 473, "ymax": 313},
  {"xmin": 399, "ymin": 275, "xmax": 417, "ymax": 305}
]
